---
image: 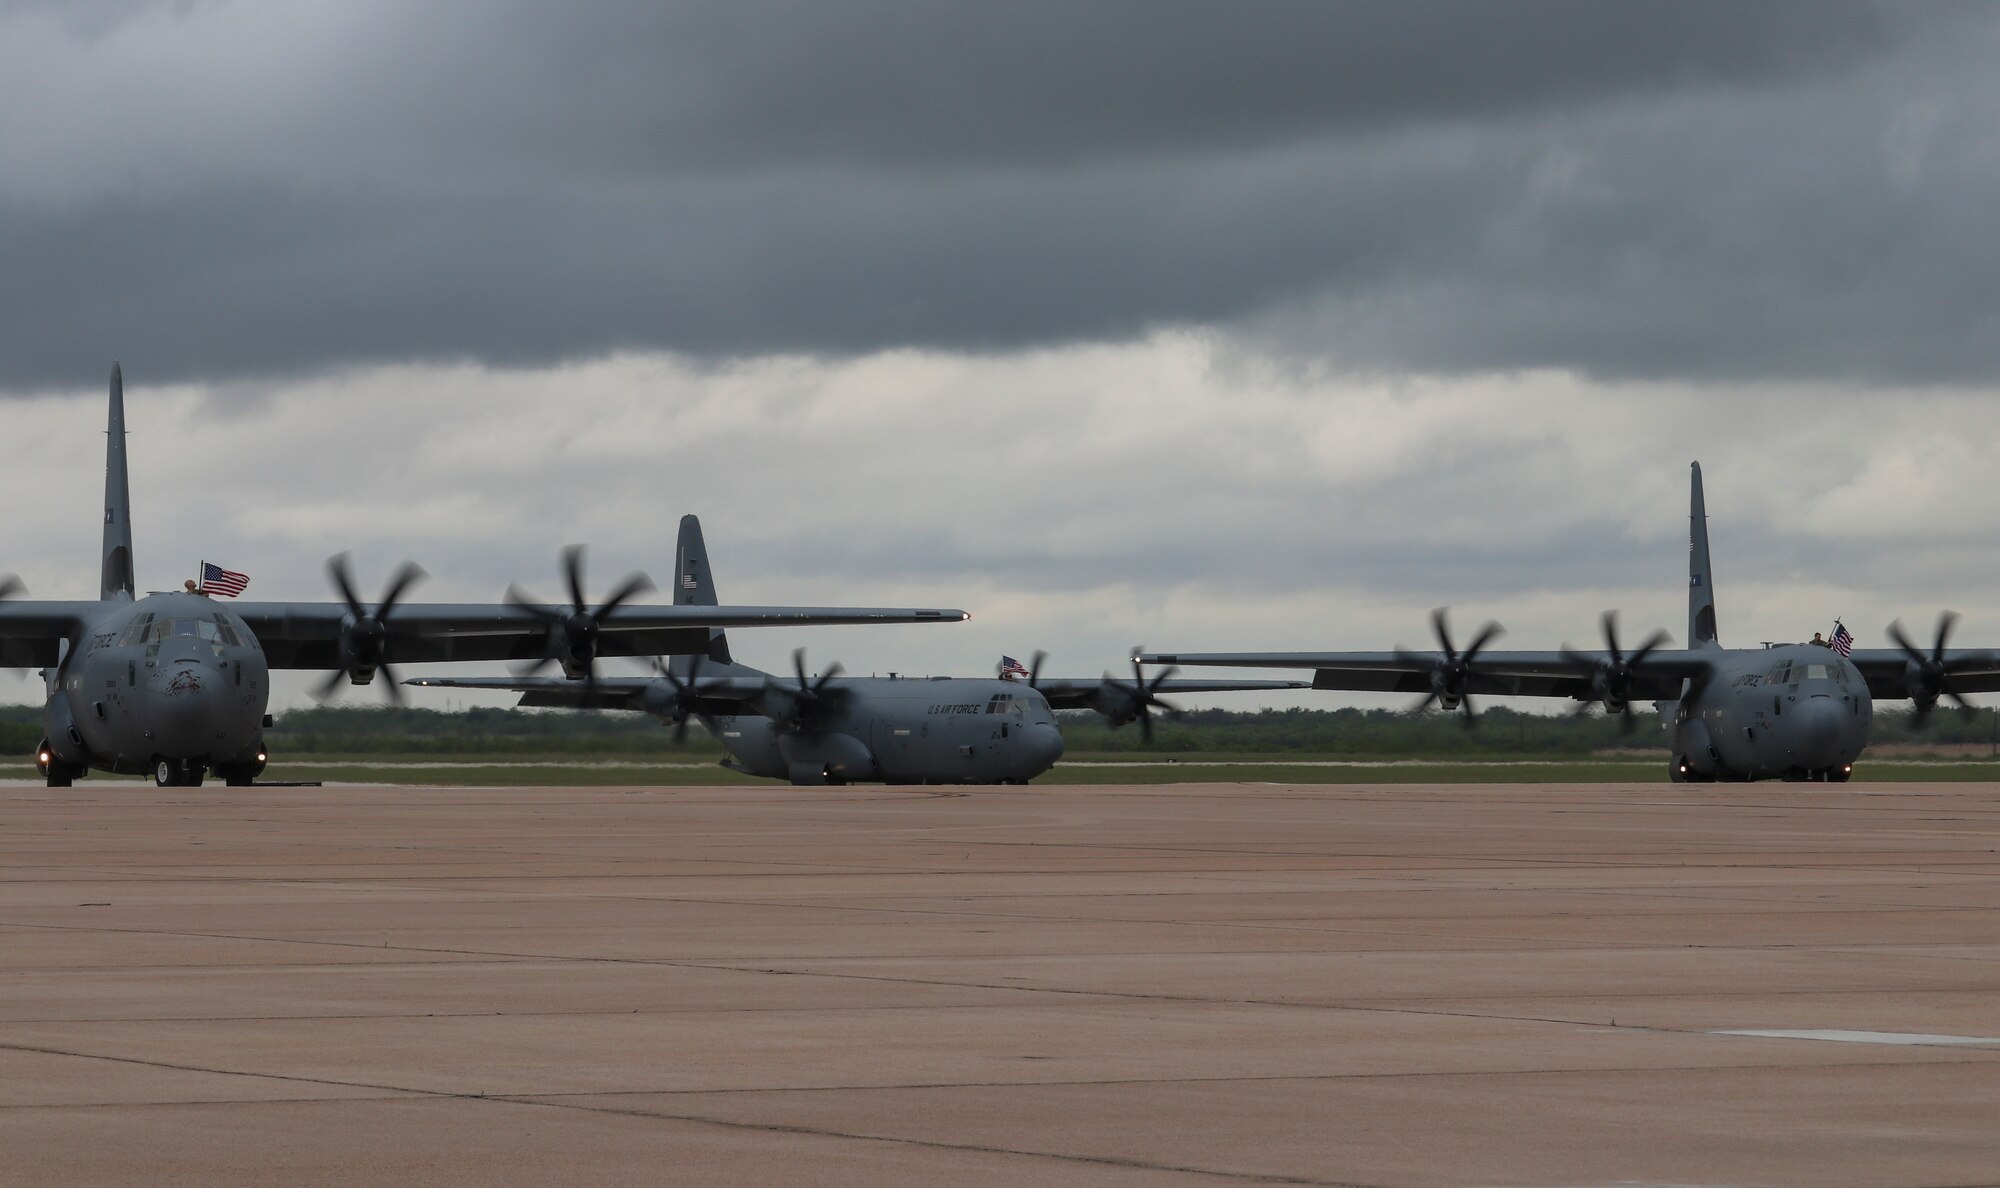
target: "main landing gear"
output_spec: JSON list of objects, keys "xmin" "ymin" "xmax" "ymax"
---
[{"xmin": 154, "ymin": 758, "xmax": 206, "ymax": 787}]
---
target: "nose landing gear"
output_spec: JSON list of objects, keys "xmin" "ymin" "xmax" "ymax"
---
[{"xmin": 153, "ymin": 758, "xmax": 206, "ymax": 787}]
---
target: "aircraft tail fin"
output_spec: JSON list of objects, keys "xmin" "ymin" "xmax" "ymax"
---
[
  {"xmin": 1688, "ymin": 461, "xmax": 1718, "ymax": 648},
  {"xmin": 673, "ymin": 514, "xmax": 731, "ymax": 666},
  {"xmin": 101, "ymin": 362, "xmax": 135, "ymax": 600}
]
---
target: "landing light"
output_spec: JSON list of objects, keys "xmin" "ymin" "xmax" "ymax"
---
[{"xmin": 256, "ymin": 751, "xmax": 268, "ymax": 763}]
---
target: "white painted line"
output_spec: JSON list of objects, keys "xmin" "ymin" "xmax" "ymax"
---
[{"xmin": 1713, "ymin": 1029, "xmax": 2000, "ymax": 1047}]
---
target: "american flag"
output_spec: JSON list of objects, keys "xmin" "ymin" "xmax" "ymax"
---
[
  {"xmin": 200, "ymin": 561, "xmax": 249, "ymax": 598},
  {"xmin": 999, "ymin": 655, "xmax": 1030, "ymax": 679},
  {"xmin": 1830, "ymin": 621, "xmax": 1854, "ymax": 658}
]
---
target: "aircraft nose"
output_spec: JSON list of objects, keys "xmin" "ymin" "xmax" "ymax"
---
[
  {"xmin": 1790, "ymin": 696, "xmax": 1847, "ymax": 768},
  {"xmin": 1018, "ymin": 723, "xmax": 1065, "ymax": 777},
  {"xmin": 147, "ymin": 660, "xmax": 228, "ymax": 752}
]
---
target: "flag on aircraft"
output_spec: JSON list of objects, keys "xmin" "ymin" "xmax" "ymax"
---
[
  {"xmin": 200, "ymin": 561, "xmax": 250, "ymax": 598},
  {"xmin": 1830, "ymin": 621, "xmax": 1853, "ymax": 658},
  {"xmin": 1000, "ymin": 655, "xmax": 1030, "ymax": 679}
]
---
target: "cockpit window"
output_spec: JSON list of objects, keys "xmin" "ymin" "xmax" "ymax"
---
[
  {"xmin": 117, "ymin": 615, "xmax": 155, "ymax": 647},
  {"xmin": 1768, "ymin": 663, "xmax": 1792, "ymax": 685},
  {"xmin": 163, "ymin": 618, "xmax": 235, "ymax": 644}
]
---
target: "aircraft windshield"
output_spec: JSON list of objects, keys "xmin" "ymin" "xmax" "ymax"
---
[{"xmin": 164, "ymin": 617, "xmax": 237, "ymax": 645}]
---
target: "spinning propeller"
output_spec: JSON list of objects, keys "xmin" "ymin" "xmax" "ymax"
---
[
  {"xmin": 1888, "ymin": 612, "xmax": 1979, "ymax": 724},
  {"xmin": 313, "ymin": 554, "xmax": 426, "ymax": 703},
  {"xmin": 508, "ymin": 545, "xmax": 655, "ymax": 683},
  {"xmin": 1399, "ymin": 608, "xmax": 1503, "ymax": 728},
  {"xmin": 770, "ymin": 648, "xmax": 846, "ymax": 733},
  {"xmin": 651, "ymin": 653, "xmax": 711, "ymax": 743},
  {"xmin": 1561, "ymin": 612, "xmax": 1671, "ymax": 733},
  {"xmin": 1102, "ymin": 652, "xmax": 1181, "ymax": 742}
]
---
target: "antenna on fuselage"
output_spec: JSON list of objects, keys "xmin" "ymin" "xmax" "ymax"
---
[
  {"xmin": 101, "ymin": 362, "xmax": 135, "ymax": 601},
  {"xmin": 1688, "ymin": 461, "xmax": 1718, "ymax": 648}
]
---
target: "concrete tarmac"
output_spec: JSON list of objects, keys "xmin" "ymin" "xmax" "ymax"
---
[{"xmin": 5, "ymin": 780, "xmax": 2000, "ymax": 1186}]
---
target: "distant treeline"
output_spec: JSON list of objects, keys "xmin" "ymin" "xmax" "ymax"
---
[{"xmin": 3, "ymin": 702, "xmax": 1995, "ymax": 757}]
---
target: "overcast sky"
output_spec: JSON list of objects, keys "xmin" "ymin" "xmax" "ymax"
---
[{"xmin": 3, "ymin": 1, "xmax": 1998, "ymax": 712}]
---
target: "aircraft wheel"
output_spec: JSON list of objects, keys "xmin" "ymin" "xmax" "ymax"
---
[
  {"xmin": 154, "ymin": 758, "xmax": 180, "ymax": 787},
  {"xmin": 185, "ymin": 765, "xmax": 206, "ymax": 788},
  {"xmin": 1825, "ymin": 767, "xmax": 1852, "ymax": 784},
  {"xmin": 225, "ymin": 773, "xmax": 253, "ymax": 787},
  {"xmin": 47, "ymin": 770, "xmax": 72, "ymax": 788}
]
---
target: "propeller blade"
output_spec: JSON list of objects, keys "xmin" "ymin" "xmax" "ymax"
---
[
  {"xmin": 1934, "ymin": 611, "xmax": 1959, "ymax": 664},
  {"xmin": 0, "ymin": 575, "xmax": 23, "ymax": 601},
  {"xmin": 376, "ymin": 561, "xmax": 426, "ymax": 619},
  {"xmin": 1627, "ymin": 630, "xmax": 1670, "ymax": 667},
  {"xmin": 562, "ymin": 544, "xmax": 587, "ymax": 614},
  {"xmin": 1462, "ymin": 620, "xmax": 1504, "ymax": 661},
  {"xmin": 326, "ymin": 553, "xmax": 365, "ymax": 618},
  {"xmin": 1431, "ymin": 608, "xmax": 1457, "ymax": 662},
  {"xmin": 594, "ymin": 571, "xmax": 656, "ymax": 620},
  {"xmin": 1602, "ymin": 611, "xmax": 1623, "ymax": 665},
  {"xmin": 379, "ymin": 663, "xmax": 406, "ymax": 706},
  {"xmin": 1887, "ymin": 620, "xmax": 1922, "ymax": 662},
  {"xmin": 1029, "ymin": 650, "xmax": 1046, "ymax": 689},
  {"xmin": 792, "ymin": 647, "xmax": 810, "ymax": 691},
  {"xmin": 505, "ymin": 583, "xmax": 563, "ymax": 623},
  {"xmin": 310, "ymin": 666, "xmax": 347, "ymax": 702},
  {"xmin": 512, "ymin": 654, "xmax": 557, "ymax": 679}
]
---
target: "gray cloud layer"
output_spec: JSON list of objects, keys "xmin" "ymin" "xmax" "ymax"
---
[{"xmin": 3, "ymin": 1, "xmax": 1993, "ymax": 388}]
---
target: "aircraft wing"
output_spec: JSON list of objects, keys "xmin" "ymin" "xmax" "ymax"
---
[
  {"xmin": 1032, "ymin": 678, "xmax": 1308, "ymax": 710},
  {"xmin": 405, "ymin": 674, "xmax": 769, "ymax": 714},
  {"xmin": 235, "ymin": 603, "xmax": 967, "ymax": 670},
  {"xmin": 1137, "ymin": 649, "xmax": 1717, "ymax": 702},
  {"xmin": 0, "ymin": 600, "xmax": 104, "ymax": 666},
  {"xmin": 1841, "ymin": 648, "xmax": 2000, "ymax": 701}
]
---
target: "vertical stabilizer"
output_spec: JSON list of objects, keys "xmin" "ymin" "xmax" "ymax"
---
[
  {"xmin": 101, "ymin": 363, "xmax": 135, "ymax": 601},
  {"xmin": 1688, "ymin": 462, "xmax": 1718, "ymax": 648},
  {"xmin": 674, "ymin": 514, "xmax": 731, "ymax": 665}
]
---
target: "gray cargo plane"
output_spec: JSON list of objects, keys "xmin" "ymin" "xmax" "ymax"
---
[
  {"xmin": 1143, "ymin": 463, "xmax": 2000, "ymax": 783},
  {"xmin": 0, "ymin": 366, "xmax": 968, "ymax": 787},
  {"xmin": 408, "ymin": 515, "xmax": 1305, "ymax": 785}
]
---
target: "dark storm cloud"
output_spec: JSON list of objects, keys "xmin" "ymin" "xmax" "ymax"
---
[{"xmin": 0, "ymin": 1, "xmax": 1989, "ymax": 387}]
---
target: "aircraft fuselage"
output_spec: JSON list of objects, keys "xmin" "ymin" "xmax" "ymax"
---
[
  {"xmin": 702, "ymin": 677, "xmax": 1065, "ymax": 785},
  {"xmin": 1668, "ymin": 643, "xmax": 1870, "ymax": 781},
  {"xmin": 40, "ymin": 591, "xmax": 270, "ymax": 785}
]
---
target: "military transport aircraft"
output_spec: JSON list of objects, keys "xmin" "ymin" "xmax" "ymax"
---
[
  {"xmin": 0, "ymin": 366, "xmax": 968, "ymax": 788},
  {"xmin": 407, "ymin": 515, "xmax": 1304, "ymax": 785},
  {"xmin": 1142, "ymin": 463, "xmax": 2000, "ymax": 783}
]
